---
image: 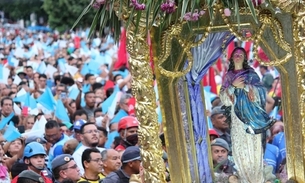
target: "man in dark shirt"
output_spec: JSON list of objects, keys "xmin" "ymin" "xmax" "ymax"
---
[{"xmin": 102, "ymin": 146, "xmax": 142, "ymax": 183}]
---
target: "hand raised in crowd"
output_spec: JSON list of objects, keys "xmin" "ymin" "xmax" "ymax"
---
[{"xmin": 232, "ymin": 76, "xmax": 245, "ymax": 88}]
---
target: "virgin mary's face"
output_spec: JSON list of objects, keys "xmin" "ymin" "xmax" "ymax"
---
[{"xmin": 232, "ymin": 49, "xmax": 245, "ymax": 67}]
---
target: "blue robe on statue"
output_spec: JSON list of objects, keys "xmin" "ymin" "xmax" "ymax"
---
[{"xmin": 220, "ymin": 68, "xmax": 274, "ymax": 134}]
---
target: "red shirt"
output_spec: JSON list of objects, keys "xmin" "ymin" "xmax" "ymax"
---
[{"xmin": 11, "ymin": 171, "xmax": 52, "ymax": 183}]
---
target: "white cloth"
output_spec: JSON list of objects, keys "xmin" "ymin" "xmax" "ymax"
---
[{"xmin": 72, "ymin": 145, "xmax": 105, "ymax": 175}]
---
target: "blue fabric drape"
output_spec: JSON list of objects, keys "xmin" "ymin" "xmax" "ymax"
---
[{"xmin": 186, "ymin": 32, "xmax": 234, "ymax": 183}]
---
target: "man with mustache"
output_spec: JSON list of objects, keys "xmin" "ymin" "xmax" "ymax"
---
[{"xmin": 72, "ymin": 122, "xmax": 105, "ymax": 175}]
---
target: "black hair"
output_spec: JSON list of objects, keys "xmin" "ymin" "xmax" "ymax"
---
[
  {"xmin": 97, "ymin": 126, "xmax": 108, "ymax": 137},
  {"xmin": 25, "ymin": 66, "xmax": 33, "ymax": 70},
  {"xmin": 80, "ymin": 122, "xmax": 96, "ymax": 134},
  {"xmin": 17, "ymin": 178, "xmax": 39, "ymax": 183},
  {"xmin": 105, "ymin": 88, "xmax": 114, "ymax": 98},
  {"xmin": 1, "ymin": 96, "xmax": 13, "ymax": 107},
  {"xmin": 92, "ymin": 83, "xmax": 103, "ymax": 91},
  {"xmin": 72, "ymin": 109, "xmax": 88, "ymax": 122},
  {"xmin": 159, "ymin": 133, "xmax": 166, "ymax": 147},
  {"xmin": 84, "ymin": 91, "xmax": 95, "ymax": 99},
  {"xmin": 228, "ymin": 47, "xmax": 251, "ymax": 71},
  {"xmin": 10, "ymin": 115, "xmax": 20, "ymax": 126},
  {"xmin": 61, "ymin": 179, "xmax": 75, "ymax": 183},
  {"xmin": 81, "ymin": 147, "xmax": 100, "ymax": 169},
  {"xmin": 45, "ymin": 120, "xmax": 60, "ymax": 130},
  {"xmin": 60, "ymin": 77, "xmax": 75, "ymax": 86},
  {"xmin": 94, "ymin": 108, "xmax": 103, "ymax": 116},
  {"xmin": 54, "ymin": 75, "xmax": 62, "ymax": 85},
  {"xmin": 85, "ymin": 74, "xmax": 94, "ymax": 81},
  {"xmin": 39, "ymin": 74, "xmax": 47, "ymax": 79}
]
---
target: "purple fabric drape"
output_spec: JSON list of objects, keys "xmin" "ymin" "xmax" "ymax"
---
[{"xmin": 186, "ymin": 32, "xmax": 234, "ymax": 183}]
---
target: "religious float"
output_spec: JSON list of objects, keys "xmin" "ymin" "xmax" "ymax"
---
[{"xmin": 74, "ymin": 0, "xmax": 305, "ymax": 182}]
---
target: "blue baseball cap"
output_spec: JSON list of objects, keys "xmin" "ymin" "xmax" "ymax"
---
[{"xmin": 73, "ymin": 119, "xmax": 86, "ymax": 131}]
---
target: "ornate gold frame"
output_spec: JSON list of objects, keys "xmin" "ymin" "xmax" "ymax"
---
[{"xmin": 126, "ymin": 1, "xmax": 305, "ymax": 183}]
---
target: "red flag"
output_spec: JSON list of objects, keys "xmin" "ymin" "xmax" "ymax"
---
[
  {"xmin": 104, "ymin": 80, "xmax": 115, "ymax": 92},
  {"xmin": 216, "ymin": 58, "xmax": 222, "ymax": 72},
  {"xmin": 114, "ymin": 28, "xmax": 128, "ymax": 70},
  {"xmin": 209, "ymin": 67, "xmax": 217, "ymax": 94},
  {"xmin": 128, "ymin": 97, "xmax": 136, "ymax": 116},
  {"xmin": 202, "ymin": 75, "xmax": 208, "ymax": 86},
  {"xmin": 22, "ymin": 106, "xmax": 29, "ymax": 117},
  {"xmin": 74, "ymin": 36, "xmax": 80, "ymax": 49}
]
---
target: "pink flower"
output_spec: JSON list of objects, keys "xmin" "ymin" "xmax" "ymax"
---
[
  {"xmin": 130, "ymin": 0, "xmax": 146, "ymax": 10},
  {"xmin": 252, "ymin": 0, "xmax": 264, "ymax": 6},
  {"xmin": 183, "ymin": 9, "xmax": 205, "ymax": 21},
  {"xmin": 92, "ymin": 0, "xmax": 106, "ymax": 9},
  {"xmin": 224, "ymin": 8, "xmax": 231, "ymax": 16},
  {"xmin": 160, "ymin": 0, "xmax": 176, "ymax": 14}
]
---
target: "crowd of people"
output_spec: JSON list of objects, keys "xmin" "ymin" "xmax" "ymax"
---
[
  {"xmin": 0, "ymin": 24, "xmax": 287, "ymax": 183},
  {"xmin": 0, "ymin": 26, "xmax": 170, "ymax": 183}
]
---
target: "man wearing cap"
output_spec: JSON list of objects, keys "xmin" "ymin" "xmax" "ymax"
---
[
  {"xmin": 209, "ymin": 129, "xmax": 220, "ymax": 141},
  {"xmin": 211, "ymin": 106, "xmax": 232, "ymax": 148},
  {"xmin": 11, "ymin": 136, "xmax": 51, "ymax": 180},
  {"xmin": 17, "ymin": 170, "xmax": 45, "ymax": 183},
  {"xmin": 102, "ymin": 146, "xmax": 142, "ymax": 183},
  {"xmin": 211, "ymin": 138, "xmax": 235, "ymax": 175},
  {"xmin": 115, "ymin": 116, "xmax": 139, "ymax": 154},
  {"xmin": 52, "ymin": 154, "xmax": 81, "ymax": 183},
  {"xmin": 11, "ymin": 142, "xmax": 52, "ymax": 183}
]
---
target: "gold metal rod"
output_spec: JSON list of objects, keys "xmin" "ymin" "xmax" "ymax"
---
[{"xmin": 183, "ymin": 76, "xmax": 200, "ymax": 183}]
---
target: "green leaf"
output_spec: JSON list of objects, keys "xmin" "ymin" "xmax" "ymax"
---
[
  {"xmin": 71, "ymin": 0, "xmax": 94, "ymax": 30},
  {"xmin": 245, "ymin": 0, "xmax": 258, "ymax": 24},
  {"xmin": 134, "ymin": 10, "xmax": 142, "ymax": 35},
  {"xmin": 88, "ymin": 8, "xmax": 102, "ymax": 38}
]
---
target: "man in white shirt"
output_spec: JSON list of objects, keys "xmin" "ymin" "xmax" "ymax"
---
[{"xmin": 72, "ymin": 122, "xmax": 105, "ymax": 175}]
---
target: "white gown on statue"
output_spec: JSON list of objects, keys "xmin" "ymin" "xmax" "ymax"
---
[{"xmin": 220, "ymin": 88, "xmax": 264, "ymax": 183}]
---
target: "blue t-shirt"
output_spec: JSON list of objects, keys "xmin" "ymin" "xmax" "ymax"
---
[
  {"xmin": 264, "ymin": 143, "xmax": 281, "ymax": 173},
  {"xmin": 272, "ymin": 132, "xmax": 286, "ymax": 162},
  {"xmin": 53, "ymin": 145, "xmax": 64, "ymax": 158},
  {"xmin": 47, "ymin": 134, "xmax": 70, "ymax": 169}
]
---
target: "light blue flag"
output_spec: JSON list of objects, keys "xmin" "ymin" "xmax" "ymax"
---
[
  {"xmin": 3, "ymin": 122, "xmax": 21, "ymax": 142},
  {"xmin": 0, "ymin": 112, "xmax": 14, "ymax": 130},
  {"xmin": 0, "ymin": 65, "xmax": 3, "ymax": 80},
  {"xmin": 68, "ymin": 87, "xmax": 80, "ymax": 100},
  {"xmin": 105, "ymin": 131, "xmax": 120, "ymax": 149},
  {"xmin": 269, "ymin": 106, "xmax": 279, "ymax": 118},
  {"xmin": 36, "ymin": 88, "xmax": 56, "ymax": 111},
  {"xmin": 24, "ymin": 93, "xmax": 37, "ymax": 109},
  {"xmin": 58, "ymin": 58, "xmax": 66, "ymax": 72},
  {"xmin": 102, "ymin": 86, "xmax": 120, "ymax": 114},
  {"xmin": 13, "ymin": 94, "xmax": 27, "ymax": 103},
  {"xmin": 37, "ymin": 61, "xmax": 47, "ymax": 74},
  {"xmin": 83, "ymin": 84, "xmax": 91, "ymax": 93},
  {"xmin": 110, "ymin": 109, "xmax": 128, "ymax": 124},
  {"xmin": 112, "ymin": 69, "xmax": 129, "ymax": 79},
  {"xmin": 80, "ymin": 63, "xmax": 89, "ymax": 76},
  {"xmin": 88, "ymin": 60, "xmax": 101, "ymax": 75},
  {"xmin": 157, "ymin": 106, "xmax": 162, "ymax": 124},
  {"xmin": 81, "ymin": 96, "xmax": 86, "ymax": 108},
  {"xmin": 55, "ymin": 100, "xmax": 70, "ymax": 122}
]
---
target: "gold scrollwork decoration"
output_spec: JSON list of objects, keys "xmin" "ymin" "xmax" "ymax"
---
[
  {"xmin": 252, "ymin": 13, "xmax": 292, "ymax": 66},
  {"xmin": 292, "ymin": 8, "xmax": 305, "ymax": 181}
]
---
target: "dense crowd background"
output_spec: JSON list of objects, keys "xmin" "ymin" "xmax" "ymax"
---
[{"xmin": 0, "ymin": 24, "xmax": 286, "ymax": 183}]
